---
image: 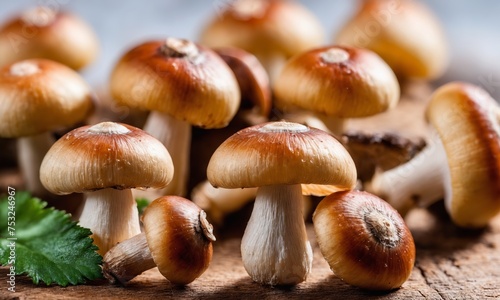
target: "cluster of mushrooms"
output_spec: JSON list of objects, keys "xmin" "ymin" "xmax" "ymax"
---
[{"xmin": 0, "ymin": 0, "xmax": 499, "ymax": 292}]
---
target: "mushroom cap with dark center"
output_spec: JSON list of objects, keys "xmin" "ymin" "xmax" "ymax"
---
[
  {"xmin": 40, "ymin": 122, "xmax": 174, "ymax": 195},
  {"xmin": 110, "ymin": 38, "xmax": 240, "ymax": 129}
]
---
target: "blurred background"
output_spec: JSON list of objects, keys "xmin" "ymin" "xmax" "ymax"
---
[{"xmin": 1, "ymin": 0, "xmax": 499, "ymax": 99}]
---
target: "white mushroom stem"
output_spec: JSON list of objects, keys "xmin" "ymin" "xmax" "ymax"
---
[
  {"xmin": 141, "ymin": 110, "xmax": 191, "ymax": 198},
  {"xmin": 192, "ymin": 180, "xmax": 258, "ymax": 225},
  {"xmin": 282, "ymin": 111, "xmax": 344, "ymax": 138},
  {"xmin": 241, "ymin": 184, "xmax": 312, "ymax": 285},
  {"xmin": 255, "ymin": 52, "xmax": 286, "ymax": 85},
  {"xmin": 367, "ymin": 134, "xmax": 450, "ymax": 216},
  {"xmin": 102, "ymin": 233, "xmax": 155, "ymax": 285},
  {"xmin": 79, "ymin": 189, "xmax": 141, "ymax": 255},
  {"xmin": 17, "ymin": 132, "xmax": 54, "ymax": 196}
]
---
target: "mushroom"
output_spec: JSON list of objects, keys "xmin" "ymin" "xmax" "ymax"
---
[
  {"xmin": 367, "ymin": 82, "xmax": 500, "ymax": 228},
  {"xmin": 274, "ymin": 45, "xmax": 400, "ymax": 137},
  {"xmin": 40, "ymin": 122, "xmax": 174, "ymax": 255},
  {"xmin": 207, "ymin": 121, "xmax": 357, "ymax": 285},
  {"xmin": 0, "ymin": 59, "xmax": 93, "ymax": 196},
  {"xmin": 313, "ymin": 190, "xmax": 415, "ymax": 291},
  {"xmin": 335, "ymin": 0, "xmax": 448, "ymax": 79},
  {"xmin": 0, "ymin": 6, "xmax": 99, "ymax": 70},
  {"xmin": 103, "ymin": 195, "xmax": 215, "ymax": 285},
  {"xmin": 110, "ymin": 38, "xmax": 240, "ymax": 198},
  {"xmin": 200, "ymin": 0, "xmax": 324, "ymax": 82}
]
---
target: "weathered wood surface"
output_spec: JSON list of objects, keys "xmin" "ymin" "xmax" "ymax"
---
[{"xmin": 1, "ymin": 205, "xmax": 500, "ymax": 300}]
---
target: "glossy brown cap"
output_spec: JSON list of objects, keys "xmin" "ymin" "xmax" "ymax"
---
[
  {"xmin": 207, "ymin": 121, "xmax": 357, "ymax": 189},
  {"xmin": 0, "ymin": 7, "xmax": 99, "ymax": 70},
  {"xmin": 313, "ymin": 190, "xmax": 415, "ymax": 290},
  {"xmin": 274, "ymin": 46, "xmax": 400, "ymax": 118},
  {"xmin": 213, "ymin": 47, "xmax": 271, "ymax": 116},
  {"xmin": 0, "ymin": 59, "xmax": 93, "ymax": 138},
  {"xmin": 40, "ymin": 122, "xmax": 174, "ymax": 195},
  {"xmin": 142, "ymin": 196, "xmax": 215, "ymax": 285},
  {"xmin": 200, "ymin": 0, "xmax": 324, "ymax": 58},
  {"xmin": 335, "ymin": 0, "xmax": 448, "ymax": 79},
  {"xmin": 110, "ymin": 38, "xmax": 240, "ymax": 129},
  {"xmin": 427, "ymin": 82, "xmax": 500, "ymax": 228}
]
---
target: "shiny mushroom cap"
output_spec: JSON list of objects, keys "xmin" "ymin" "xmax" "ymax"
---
[
  {"xmin": 274, "ymin": 46, "xmax": 400, "ymax": 118},
  {"xmin": 0, "ymin": 59, "xmax": 93, "ymax": 138},
  {"xmin": 110, "ymin": 38, "xmax": 240, "ymax": 129},
  {"xmin": 40, "ymin": 122, "xmax": 174, "ymax": 195},
  {"xmin": 0, "ymin": 7, "xmax": 99, "ymax": 70}
]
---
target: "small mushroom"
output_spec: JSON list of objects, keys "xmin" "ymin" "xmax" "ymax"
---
[
  {"xmin": 313, "ymin": 190, "xmax": 415, "ymax": 291},
  {"xmin": 40, "ymin": 122, "xmax": 174, "ymax": 255},
  {"xmin": 274, "ymin": 46, "xmax": 400, "ymax": 137},
  {"xmin": 335, "ymin": 0, "xmax": 448, "ymax": 79},
  {"xmin": 0, "ymin": 59, "xmax": 93, "ymax": 196},
  {"xmin": 200, "ymin": 0, "xmax": 324, "ymax": 82},
  {"xmin": 103, "ymin": 195, "xmax": 215, "ymax": 285},
  {"xmin": 367, "ymin": 82, "xmax": 500, "ymax": 228},
  {"xmin": 110, "ymin": 38, "xmax": 240, "ymax": 198},
  {"xmin": 0, "ymin": 6, "xmax": 99, "ymax": 70},
  {"xmin": 207, "ymin": 121, "xmax": 357, "ymax": 285}
]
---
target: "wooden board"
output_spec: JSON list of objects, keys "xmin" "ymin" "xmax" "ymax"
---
[{"xmin": 1, "ymin": 206, "xmax": 500, "ymax": 299}]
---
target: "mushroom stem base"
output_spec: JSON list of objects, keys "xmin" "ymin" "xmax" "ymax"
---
[
  {"xmin": 79, "ymin": 188, "xmax": 141, "ymax": 255},
  {"xmin": 102, "ymin": 233, "xmax": 155, "ymax": 284},
  {"xmin": 17, "ymin": 132, "xmax": 54, "ymax": 197},
  {"xmin": 241, "ymin": 184, "xmax": 312, "ymax": 285}
]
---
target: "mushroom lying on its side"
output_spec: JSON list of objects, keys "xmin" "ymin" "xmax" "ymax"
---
[{"xmin": 367, "ymin": 82, "xmax": 500, "ymax": 228}]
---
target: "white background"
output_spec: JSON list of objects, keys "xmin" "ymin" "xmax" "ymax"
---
[{"xmin": 1, "ymin": 0, "xmax": 499, "ymax": 99}]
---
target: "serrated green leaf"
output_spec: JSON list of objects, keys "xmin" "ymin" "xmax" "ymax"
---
[{"xmin": 0, "ymin": 191, "xmax": 103, "ymax": 286}]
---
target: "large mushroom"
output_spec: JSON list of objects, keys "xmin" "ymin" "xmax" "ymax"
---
[
  {"xmin": 0, "ymin": 6, "xmax": 99, "ymax": 70},
  {"xmin": 110, "ymin": 38, "xmax": 240, "ymax": 198},
  {"xmin": 335, "ymin": 0, "xmax": 448, "ymax": 79},
  {"xmin": 274, "ymin": 45, "xmax": 400, "ymax": 137},
  {"xmin": 40, "ymin": 122, "xmax": 174, "ymax": 255},
  {"xmin": 367, "ymin": 82, "xmax": 500, "ymax": 228},
  {"xmin": 0, "ymin": 59, "xmax": 93, "ymax": 196},
  {"xmin": 207, "ymin": 121, "xmax": 357, "ymax": 285},
  {"xmin": 200, "ymin": 0, "xmax": 324, "ymax": 82}
]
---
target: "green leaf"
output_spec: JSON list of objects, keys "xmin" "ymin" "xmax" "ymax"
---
[
  {"xmin": 136, "ymin": 198, "xmax": 150, "ymax": 215},
  {"xmin": 0, "ymin": 191, "xmax": 103, "ymax": 286}
]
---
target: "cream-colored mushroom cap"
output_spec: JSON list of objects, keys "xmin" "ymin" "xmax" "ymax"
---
[
  {"xmin": 335, "ymin": 0, "xmax": 448, "ymax": 79},
  {"xmin": 0, "ymin": 7, "xmax": 99, "ymax": 70},
  {"xmin": 207, "ymin": 121, "xmax": 357, "ymax": 189},
  {"xmin": 110, "ymin": 38, "xmax": 240, "ymax": 129},
  {"xmin": 427, "ymin": 82, "xmax": 500, "ymax": 228},
  {"xmin": 0, "ymin": 59, "xmax": 93, "ymax": 138},
  {"xmin": 40, "ymin": 122, "xmax": 174, "ymax": 195},
  {"xmin": 274, "ymin": 46, "xmax": 400, "ymax": 118},
  {"xmin": 200, "ymin": 0, "xmax": 324, "ymax": 60}
]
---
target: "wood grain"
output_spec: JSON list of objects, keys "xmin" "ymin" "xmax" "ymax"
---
[{"xmin": 1, "ymin": 205, "xmax": 500, "ymax": 300}]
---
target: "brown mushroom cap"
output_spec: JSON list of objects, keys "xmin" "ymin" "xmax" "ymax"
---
[
  {"xmin": 335, "ymin": 0, "xmax": 448, "ymax": 79},
  {"xmin": 200, "ymin": 0, "xmax": 324, "ymax": 60},
  {"xmin": 142, "ymin": 196, "xmax": 215, "ymax": 285},
  {"xmin": 40, "ymin": 122, "xmax": 174, "ymax": 195},
  {"xmin": 0, "ymin": 59, "xmax": 93, "ymax": 138},
  {"xmin": 274, "ymin": 46, "xmax": 400, "ymax": 118},
  {"xmin": 0, "ymin": 7, "xmax": 99, "ymax": 70},
  {"xmin": 207, "ymin": 121, "xmax": 357, "ymax": 190},
  {"xmin": 110, "ymin": 38, "xmax": 240, "ymax": 129},
  {"xmin": 427, "ymin": 82, "xmax": 500, "ymax": 227}
]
